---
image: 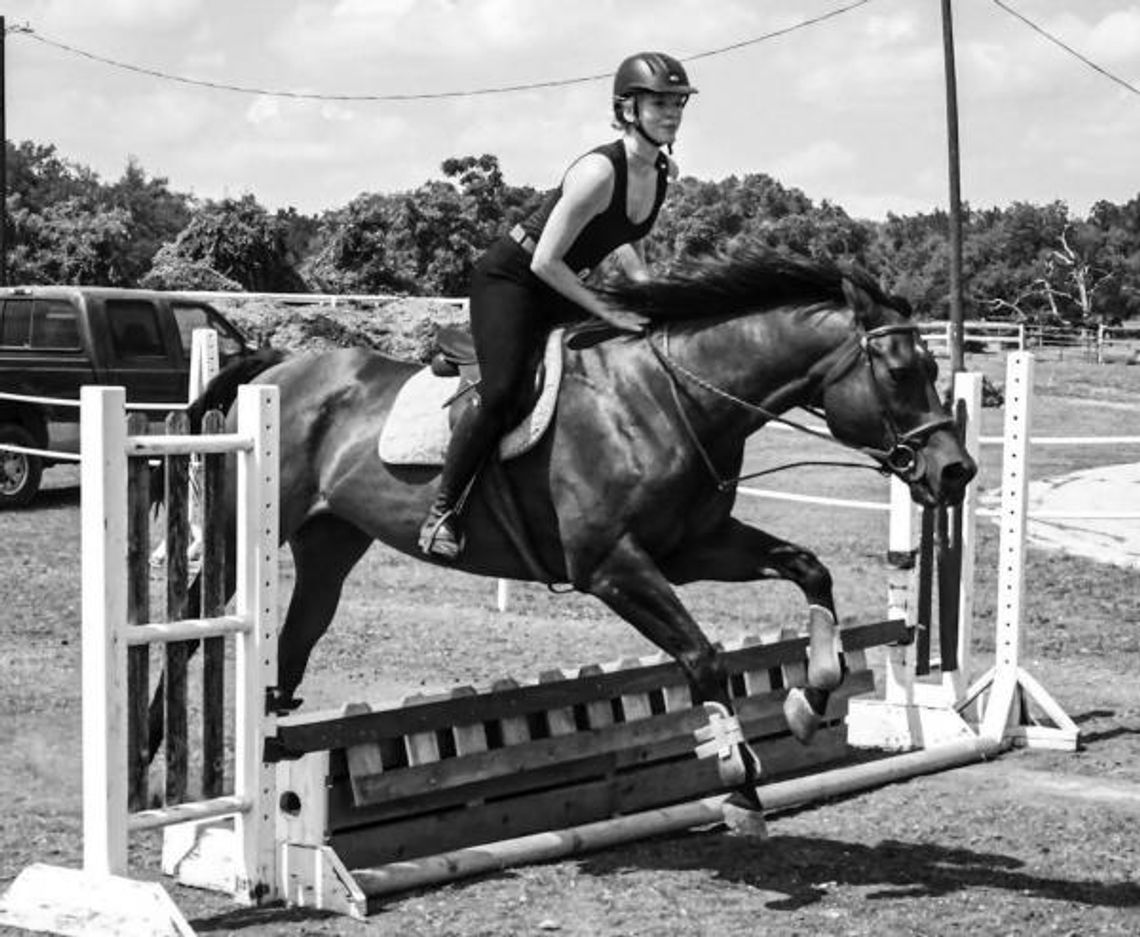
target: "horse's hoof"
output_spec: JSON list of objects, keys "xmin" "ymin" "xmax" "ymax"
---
[
  {"xmin": 722, "ymin": 793, "xmax": 769, "ymax": 839},
  {"xmin": 737, "ymin": 742, "xmax": 763, "ymax": 785},
  {"xmin": 784, "ymin": 687, "xmax": 821, "ymax": 743},
  {"xmin": 806, "ymin": 604, "xmax": 842, "ymax": 690}
]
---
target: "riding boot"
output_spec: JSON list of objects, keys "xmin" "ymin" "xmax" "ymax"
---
[{"xmin": 419, "ymin": 400, "xmax": 499, "ymax": 561}]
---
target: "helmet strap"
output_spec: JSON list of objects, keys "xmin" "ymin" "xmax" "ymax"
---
[
  {"xmin": 634, "ymin": 122, "xmax": 665, "ymax": 149},
  {"xmin": 628, "ymin": 96, "xmax": 667, "ymax": 151}
]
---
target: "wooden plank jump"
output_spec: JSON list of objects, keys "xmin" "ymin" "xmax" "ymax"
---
[{"xmin": 233, "ymin": 618, "xmax": 905, "ymax": 915}]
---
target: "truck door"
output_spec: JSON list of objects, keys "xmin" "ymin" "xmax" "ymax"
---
[{"xmin": 102, "ymin": 298, "xmax": 187, "ymax": 405}]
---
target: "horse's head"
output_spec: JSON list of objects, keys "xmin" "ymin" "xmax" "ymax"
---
[{"xmin": 817, "ymin": 277, "xmax": 976, "ymax": 506}]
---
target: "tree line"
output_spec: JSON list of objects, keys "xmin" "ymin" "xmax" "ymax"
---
[{"xmin": 7, "ymin": 140, "xmax": 1140, "ymax": 324}]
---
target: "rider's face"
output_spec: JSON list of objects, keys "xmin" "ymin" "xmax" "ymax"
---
[{"xmin": 633, "ymin": 92, "xmax": 688, "ymax": 144}]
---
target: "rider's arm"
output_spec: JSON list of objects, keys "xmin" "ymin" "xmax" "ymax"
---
[
  {"xmin": 613, "ymin": 242, "xmax": 649, "ymax": 283},
  {"xmin": 531, "ymin": 156, "xmax": 648, "ymax": 331}
]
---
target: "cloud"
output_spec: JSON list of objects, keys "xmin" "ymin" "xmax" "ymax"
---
[
  {"xmin": 864, "ymin": 11, "xmax": 920, "ymax": 44},
  {"xmin": 246, "ymin": 96, "xmax": 281, "ymax": 127},
  {"xmin": 768, "ymin": 139, "xmax": 857, "ymax": 186},
  {"xmin": 791, "ymin": 8, "xmax": 942, "ymax": 106},
  {"xmin": 1065, "ymin": 7, "xmax": 1140, "ymax": 63},
  {"xmin": 38, "ymin": 0, "xmax": 203, "ymax": 32},
  {"xmin": 840, "ymin": 191, "xmax": 941, "ymax": 222}
]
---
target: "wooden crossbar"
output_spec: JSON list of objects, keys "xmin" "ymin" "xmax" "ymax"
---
[
  {"xmin": 274, "ymin": 622, "xmax": 903, "ymax": 874},
  {"xmin": 270, "ymin": 618, "xmax": 907, "ymax": 761}
]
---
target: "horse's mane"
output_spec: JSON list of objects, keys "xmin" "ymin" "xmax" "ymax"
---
[{"xmin": 601, "ymin": 246, "xmax": 908, "ymax": 322}]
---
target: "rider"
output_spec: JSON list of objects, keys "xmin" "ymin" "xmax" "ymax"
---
[{"xmin": 419, "ymin": 51, "xmax": 697, "ymax": 561}]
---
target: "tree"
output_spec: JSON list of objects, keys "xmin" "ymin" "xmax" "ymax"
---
[
  {"xmin": 144, "ymin": 195, "xmax": 307, "ymax": 292},
  {"xmin": 7, "ymin": 197, "xmax": 132, "ymax": 284},
  {"xmin": 866, "ymin": 211, "xmax": 952, "ymax": 318},
  {"xmin": 308, "ymin": 155, "xmax": 539, "ymax": 296},
  {"xmin": 105, "ymin": 158, "xmax": 193, "ymax": 285}
]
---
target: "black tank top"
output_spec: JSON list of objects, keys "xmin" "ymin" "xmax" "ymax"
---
[{"xmin": 518, "ymin": 139, "xmax": 669, "ymax": 273}]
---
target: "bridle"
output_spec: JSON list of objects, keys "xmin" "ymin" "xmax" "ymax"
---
[{"xmin": 646, "ymin": 320, "xmax": 957, "ymax": 492}]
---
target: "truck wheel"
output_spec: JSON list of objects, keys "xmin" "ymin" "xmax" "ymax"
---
[{"xmin": 0, "ymin": 424, "xmax": 43, "ymax": 509}]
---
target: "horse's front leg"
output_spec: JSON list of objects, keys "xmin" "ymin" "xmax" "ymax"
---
[
  {"xmin": 583, "ymin": 534, "xmax": 730, "ymax": 709},
  {"xmin": 659, "ymin": 517, "xmax": 843, "ymax": 743},
  {"xmin": 580, "ymin": 533, "xmax": 768, "ymax": 834}
]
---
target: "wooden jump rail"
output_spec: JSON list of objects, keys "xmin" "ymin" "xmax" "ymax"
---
[{"xmin": 163, "ymin": 619, "xmax": 908, "ymax": 917}]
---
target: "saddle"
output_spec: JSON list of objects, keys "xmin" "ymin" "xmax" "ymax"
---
[
  {"xmin": 428, "ymin": 325, "xmax": 547, "ymax": 419},
  {"xmin": 377, "ymin": 326, "xmax": 565, "ymax": 466}
]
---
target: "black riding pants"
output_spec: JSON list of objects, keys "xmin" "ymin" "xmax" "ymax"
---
[
  {"xmin": 471, "ymin": 237, "xmax": 583, "ymax": 416},
  {"xmin": 434, "ymin": 237, "xmax": 582, "ymax": 508}
]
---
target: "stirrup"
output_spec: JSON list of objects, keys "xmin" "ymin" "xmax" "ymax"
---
[{"xmin": 419, "ymin": 509, "xmax": 464, "ymax": 561}]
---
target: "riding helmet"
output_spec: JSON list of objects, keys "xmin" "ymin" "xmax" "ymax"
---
[{"xmin": 613, "ymin": 52, "xmax": 698, "ymax": 100}]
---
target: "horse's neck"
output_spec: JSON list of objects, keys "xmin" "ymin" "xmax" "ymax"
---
[{"xmin": 669, "ymin": 305, "xmax": 850, "ymax": 430}]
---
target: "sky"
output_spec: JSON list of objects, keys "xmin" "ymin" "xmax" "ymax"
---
[{"xmin": 4, "ymin": 0, "xmax": 1140, "ymax": 221}]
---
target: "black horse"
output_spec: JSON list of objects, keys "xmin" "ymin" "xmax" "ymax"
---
[{"xmin": 151, "ymin": 248, "xmax": 976, "ymax": 818}]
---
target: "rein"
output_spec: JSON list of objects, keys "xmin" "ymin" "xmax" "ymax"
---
[{"xmin": 646, "ymin": 321, "xmax": 955, "ymax": 492}]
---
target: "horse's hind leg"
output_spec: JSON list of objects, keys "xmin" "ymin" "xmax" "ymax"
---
[
  {"xmin": 274, "ymin": 513, "xmax": 373, "ymax": 711},
  {"xmin": 659, "ymin": 517, "xmax": 843, "ymax": 743}
]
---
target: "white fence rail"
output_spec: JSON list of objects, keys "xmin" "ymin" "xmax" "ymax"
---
[{"xmin": 919, "ymin": 321, "xmax": 1140, "ymax": 362}]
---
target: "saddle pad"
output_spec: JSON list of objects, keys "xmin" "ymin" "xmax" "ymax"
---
[{"xmin": 378, "ymin": 328, "xmax": 564, "ymax": 466}]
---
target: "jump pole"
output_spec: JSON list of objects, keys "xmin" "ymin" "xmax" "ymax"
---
[
  {"xmin": 970, "ymin": 352, "xmax": 1079, "ymax": 749},
  {"xmin": 331, "ymin": 731, "xmax": 1002, "ymax": 904}
]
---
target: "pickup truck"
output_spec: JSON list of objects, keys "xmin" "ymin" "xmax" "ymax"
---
[{"xmin": 0, "ymin": 286, "xmax": 253, "ymax": 507}]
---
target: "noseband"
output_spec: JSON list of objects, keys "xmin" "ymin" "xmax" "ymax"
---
[
  {"xmin": 822, "ymin": 323, "xmax": 957, "ymax": 484},
  {"xmin": 647, "ymin": 321, "xmax": 956, "ymax": 490}
]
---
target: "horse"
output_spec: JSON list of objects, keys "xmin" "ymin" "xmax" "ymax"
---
[{"xmin": 149, "ymin": 247, "xmax": 976, "ymax": 821}]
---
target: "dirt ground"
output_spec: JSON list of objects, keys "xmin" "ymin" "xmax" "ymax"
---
[{"xmin": 2, "ymin": 311, "xmax": 1140, "ymax": 935}]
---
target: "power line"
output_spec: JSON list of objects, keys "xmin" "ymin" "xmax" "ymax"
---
[
  {"xmin": 992, "ymin": 0, "xmax": 1140, "ymax": 98},
  {"xmin": 13, "ymin": 1, "xmax": 874, "ymax": 102}
]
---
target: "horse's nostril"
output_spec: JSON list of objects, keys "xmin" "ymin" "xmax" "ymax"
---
[{"xmin": 941, "ymin": 458, "xmax": 978, "ymax": 489}]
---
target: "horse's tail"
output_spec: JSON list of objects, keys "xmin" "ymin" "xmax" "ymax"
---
[{"xmin": 149, "ymin": 345, "xmax": 288, "ymax": 510}]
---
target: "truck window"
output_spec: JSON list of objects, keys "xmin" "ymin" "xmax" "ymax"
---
[
  {"xmin": 31, "ymin": 300, "xmax": 81, "ymax": 349},
  {"xmin": 171, "ymin": 303, "xmax": 211, "ymax": 354},
  {"xmin": 107, "ymin": 299, "xmax": 165, "ymax": 358},
  {"xmin": 0, "ymin": 298, "xmax": 32, "ymax": 347},
  {"xmin": 172, "ymin": 302, "xmax": 245, "ymax": 357}
]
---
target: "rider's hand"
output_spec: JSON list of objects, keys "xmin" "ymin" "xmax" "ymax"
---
[{"xmin": 596, "ymin": 305, "xmax": 650, "ymax": 334}]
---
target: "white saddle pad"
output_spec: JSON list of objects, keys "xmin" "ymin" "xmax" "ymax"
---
[{"xmin": 377, "ymin": 328, "xmax": 564, "ymax": 466}]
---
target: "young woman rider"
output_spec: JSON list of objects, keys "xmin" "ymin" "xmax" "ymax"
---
[{"xmin": 419, "ymin": 51, "xmax": 697, "ymax": 560}]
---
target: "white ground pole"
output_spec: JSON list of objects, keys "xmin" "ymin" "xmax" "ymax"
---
[
  {"xmin": 847, "ymin": 371, "xmax": 983, "ymax": 751},
  {"xmin": 0, "ymin": 384, "xmax": 281, "ymax": 937}
]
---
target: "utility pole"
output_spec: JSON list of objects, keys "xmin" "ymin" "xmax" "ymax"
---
[
  {"xmin": 1, "ymin": 16, "xmax": 7, "ymax": 287},
  {"xmin": 941, "ymin": 0, "xmax": 965, "ymax": 373}
]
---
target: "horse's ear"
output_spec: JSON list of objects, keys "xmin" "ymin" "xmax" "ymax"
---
[{"xmin": 841, "ymin": 277, "xmax": 877, "ymax": 327}]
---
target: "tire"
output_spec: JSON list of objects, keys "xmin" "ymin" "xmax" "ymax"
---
[{"xmin": 0, "ymin": 423, "xmax": 43, "ymax": 509}]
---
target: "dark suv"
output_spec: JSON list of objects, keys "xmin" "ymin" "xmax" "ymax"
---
[{"xmin": 0, "ymin": 286, "xmax": 252, "ymax": 507}]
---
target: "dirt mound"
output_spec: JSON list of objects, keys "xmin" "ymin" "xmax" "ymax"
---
[{"xmin": 214, "ymin": 296, "xmax": 469, "ymax": 363}]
